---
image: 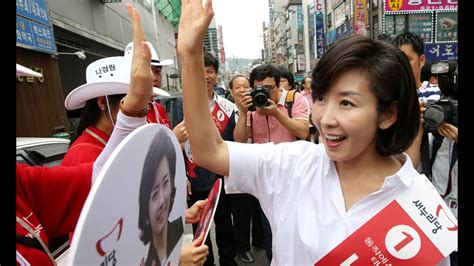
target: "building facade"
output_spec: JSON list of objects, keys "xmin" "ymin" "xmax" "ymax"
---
[{"xmin": 16, "ymin": 0, "xmax": 179, "ymax": 137}]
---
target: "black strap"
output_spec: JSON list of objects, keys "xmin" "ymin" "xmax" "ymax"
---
[
  {"xmin": 420, "ymin": 131, "xmax": 432, "ymax": 180},
  {"xmin": 250, "ymin": 111, "xmax": 253, "ymax": 143},
  {"xmin": 17, "ymin": 235, "xmax": 46, "ymax": 253},
  {"xmin": 430, "ymin": 134, "xmax": 444, "ymax": 166}
]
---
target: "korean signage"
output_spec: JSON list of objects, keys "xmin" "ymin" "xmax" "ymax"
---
[
  {"xmin": 16, "ymin": 0, "xmax": 57, "ymax": 54},
  {"xmin": 297, "ymin": 54, "xmax": 306, "ymax": 72},
  {"xmin": 425, "ymin": 43, "xmax": 457, "ymax": 61},
  {"xmin": 315, "ymin": 13, "xmax": 325, "ymax": 59},
  {"xmin": 385, "ymin": 14, "xmax": 407, "ymax": 36},
  {"xmin": 326, "ymin": 19, "xmax": 354, "ymax": 46},
  {"xmin": 436, "ymin": 12, "xmax": 457, "ymax": 42},
  {"xmin": 385, "ymin": 0, "xmax": 458, "ymax": 12},
  {"xmin": 297, "ymin": 6, "xmax": 304, "ymax": 47},
  {"xmin": 16, "ymin": 0, "xmax": 50, "ymax": 25},
  {"xmin": 330, "ymin": 0, "xmax": 344, "ymax": 10},
  {"xmin": 336, "ymin": 19, "xmax": 354, "ymax": 40},
  {"xmin": 408, "ymin": 13, "xmax": 433, "ymax": 42},
  {"xmin": 334, "ymin": 3, "xmax": 346, "ymax": 28},
  {"xmin": 354, "ymin": 0, "xmax": 368, "ymax": 36}
]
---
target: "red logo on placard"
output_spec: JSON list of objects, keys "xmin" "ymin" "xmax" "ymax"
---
[
  {"xmin": 436, "ymin": 204, "xmax": 458, "ymax": 231},
  {"xmin": 96, "ymin": 218, "xmax": 123, "ymax": 256}
]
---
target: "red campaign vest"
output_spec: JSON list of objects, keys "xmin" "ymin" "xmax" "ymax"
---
[{"xmin": 186, "ymin": 103, "xmax": 230, "ymax": 178}]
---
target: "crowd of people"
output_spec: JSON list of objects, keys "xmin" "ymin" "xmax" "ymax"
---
[{"xmin": 16, "ymin": 0, "xmax": 458, "ymax": 265}]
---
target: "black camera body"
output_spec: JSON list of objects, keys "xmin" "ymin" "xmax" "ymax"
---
[
  {"xmin": 248, "ymin": 84, "xmax": 270, "ymax": 111},
  {"xmin": 424, "ymin": 97, "xmax": 458, "ymax": 133}
]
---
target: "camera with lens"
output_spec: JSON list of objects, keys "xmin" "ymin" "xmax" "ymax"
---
[
  {"xmin": 424, "ymin": 97, "xmax": 458, "ymax": 133},
  {"xmin": 423, "ymin": 61, "xmax": 458, "ymax": 133},
  {"xmin": 248, "ymin": 84, "xmax": 270, "ymax": 111}
]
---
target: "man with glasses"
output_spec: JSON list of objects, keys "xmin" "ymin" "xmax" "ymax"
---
[{"xmin": 232, "ymin": 64, "xmax": 310, "ymax": 262}]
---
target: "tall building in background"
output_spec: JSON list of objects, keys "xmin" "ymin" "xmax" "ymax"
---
[
  {"xmin": 268, "ymin": 0, "xmax": 288, "ymax": 66},
  {"xmin": 204, "ymin": 17, "xmax": 220, "ymax": 62}
]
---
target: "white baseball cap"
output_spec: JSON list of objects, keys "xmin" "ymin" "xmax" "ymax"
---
[
  {"xmin": 64, "ymin": 56, "xmax": 170, "ymax": 110},
  {"xmin": 124, "ymin": 41, "xmax": 174, "ymax": 67},
  {"xmin": 16, "ymin": 64, "xmax": 42, "ymax": 78}
]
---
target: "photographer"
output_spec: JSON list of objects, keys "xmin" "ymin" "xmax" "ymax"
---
[
  {"xmin": 424, "ymin": 61, "xmax": 458, "ymax": 265},
  {"xmin": 232, "ymin": 64, "xmax": 310, "ymax": 262},
  {"xmin": 424, "ymin": 62, "xmax": 458, "ymax": 205}
]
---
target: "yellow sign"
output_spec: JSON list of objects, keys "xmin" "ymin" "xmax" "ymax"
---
[{"xmin": 388, "ymin": 0, "xmax": 403, "ymax": 11}]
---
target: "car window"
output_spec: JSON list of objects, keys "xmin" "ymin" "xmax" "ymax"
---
[
  {"xmin": 17, "ymin": 142, "xmax": 69, "ymax": 166},
  {"xmin": 16, "ymin": 155, "xmax": 29, "ymax": 165},
  {"xmin": 28, "ymin": 143, "xmax": 69, "ymax": 166}
]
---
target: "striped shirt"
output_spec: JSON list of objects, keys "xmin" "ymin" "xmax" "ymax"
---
[{"xmin": 418, "ymin": 81, "xmax": 441, "ymax": 103}]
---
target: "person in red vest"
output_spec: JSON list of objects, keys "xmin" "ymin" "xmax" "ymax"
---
[{"xmin": 61, "ymin": 55, "xmax": 170, "ymax": 166}]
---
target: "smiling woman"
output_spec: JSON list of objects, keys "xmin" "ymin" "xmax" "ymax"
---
[
  {"xmin": 138, "ymin": 129, "xmax": 183, "ymax": 266},
  {"xmin": 177, "ymin": 0, "xmax": 456, "ymax": 261}
]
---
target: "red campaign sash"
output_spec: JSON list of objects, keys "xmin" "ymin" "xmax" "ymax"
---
[
  {"xmin": 315, "ymin": 201, "xmax": 444, "ymax": 265},
  {"xmin": 186, "ymin": 103, "xmax": 231, "ymax": 178},
  {"xmin": 315, "ymin": 178, "xmax": 457, "ymax": 266},
  {"xmin": 212, "ymin": 103, "xmax": 230, "ymax": 134}
]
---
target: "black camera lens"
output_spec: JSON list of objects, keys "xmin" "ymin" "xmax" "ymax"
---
[
  {"xmin": 424, "ymin": 105, "xmax": 446, "ymax": 129},
  {"xmin": 250, "ymin": 85, "xmax": 270, "ymax": 110},
  {"xmin": 254, "ymin": 92, "xmax": 268, "ymax": 107}
]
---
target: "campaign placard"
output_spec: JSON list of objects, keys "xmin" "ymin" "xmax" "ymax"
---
[
  {"xmin": 316, "ymin": 176, "xmax": 457, "ymax": 265},
  {"xmin": 68, "ymin": 124, "xmax": 187, "ymax": 266},
  {"xmin": 193, "ymin": 179, "xmax": 222, "ymax": 247}
]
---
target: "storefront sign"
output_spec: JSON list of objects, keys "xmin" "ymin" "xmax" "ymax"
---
[
  {"xmin": 385, "ymin": 0, "xmax": 458, "ymax": 13},
  {"xmin": 425, "ymin": 43, "xmax": 458, "ymax": 61},
  {"xmin": 436, "ymin": 12, "xmax": 457, "ymax": 42},
  {"xmin": 16, "ymin": 15, "xmax": 56, "ymax": 54},
  {"xmin": 336, "ymin": 19, "xmax": 354, "ymax": 40},
  {"xmin": 408, "ymin": 13, "xmax": 433, "ymax": 42},
  {"xmin": 315, "ymin": 13, "xmax": 325, "ymax": 59},
  {"xmin": 334, "ymin": 3, "xmax": 346, "ymax": 28},
  {"xmin": 354, "ymin": 0, "xmax": 368, "ymax": 36},
  {"xmin": 16, "ymin": 0, "xmax": 57, "ymax": 54},
  {"xmin": 314, "ymin": 0, "xmax": 325, "ymax": 13}
]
